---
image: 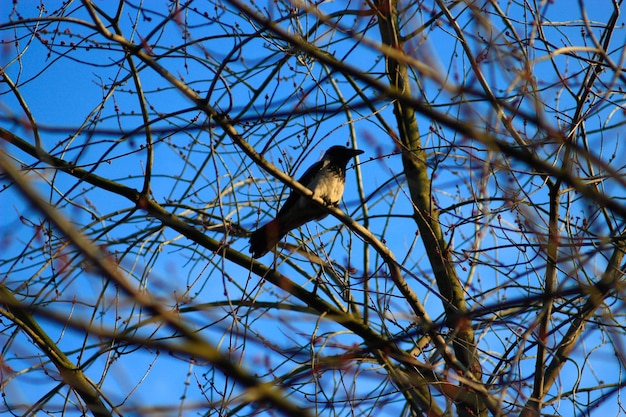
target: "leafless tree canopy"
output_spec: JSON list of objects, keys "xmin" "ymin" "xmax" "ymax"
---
[{"xmin": 1, "ymin": 1, "xmax": 626, "ymax": 416}]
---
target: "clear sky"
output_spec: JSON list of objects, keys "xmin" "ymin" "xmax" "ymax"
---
[{"xmin": 1, "ymin": 1, "xmax": 626, "ymax": 416}]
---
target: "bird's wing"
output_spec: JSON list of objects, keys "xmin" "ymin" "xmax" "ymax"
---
[{"xmin": 276, "ymin": 159, "xmax": 325, "ymax": 217}]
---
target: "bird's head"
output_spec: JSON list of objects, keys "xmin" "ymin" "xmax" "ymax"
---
[{"xmin": 323, "ymin": 145, "xmax": 364, "ymax": 167}]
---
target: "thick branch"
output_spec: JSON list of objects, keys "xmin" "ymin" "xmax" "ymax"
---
[
  {"xmin": 373, "ymin": 2, "xmax": 484, "ymax": 416},
  {"xmin": 520, "ymin": 239, "xmax": 626, "ymax": 417},
  {"xmin": 0, "ymin": 147, "xmax": 313, "ymax": 417},
  {"xmin": 0, "ymin": 284, "xmax": 112, "ymax": 417}
]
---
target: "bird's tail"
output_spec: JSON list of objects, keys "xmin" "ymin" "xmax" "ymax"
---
[{"xmin": 249, "ymin": 219, "xmax": 284, "ymax": 258}]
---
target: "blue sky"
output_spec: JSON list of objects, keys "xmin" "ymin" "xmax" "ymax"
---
[{"xmin": 2, "ymin": 0, "xmax": 626, "ymax": 415}]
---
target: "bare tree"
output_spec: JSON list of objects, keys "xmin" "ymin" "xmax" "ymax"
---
[{"xmin": 1, "ymin": 1, "xmax": 625, "ymax": 416}]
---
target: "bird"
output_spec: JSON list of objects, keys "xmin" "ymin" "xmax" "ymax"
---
[{"xmin": 249, "ymin": 145, "xmax": 364, "ymax": 258}]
